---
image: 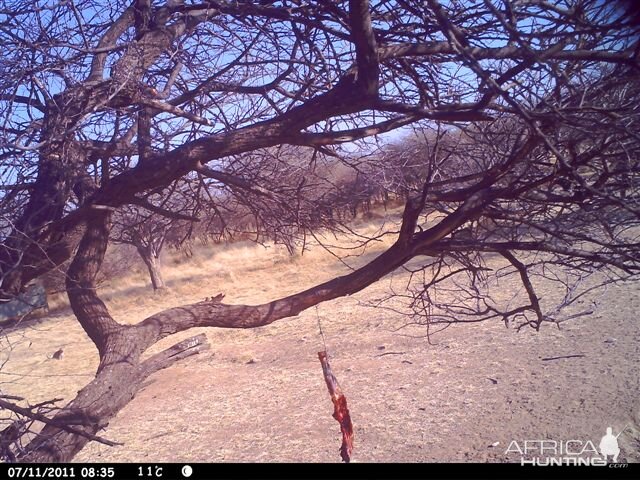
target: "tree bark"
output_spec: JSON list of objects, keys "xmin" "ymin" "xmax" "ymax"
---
[
  {"xmin": 21, "ymin": 330, "xmax": 208, "ymax": 462},
  {"xmin": 136, "ymin": 246, "xmax": 166, "ymax": 291},
  {"xmin": 20, "ymin": 213, "xmax": 204, "ymax": 462}
]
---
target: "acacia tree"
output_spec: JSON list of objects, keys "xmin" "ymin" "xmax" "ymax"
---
[
  {"xmin": 197, "ymin": 144, "xmax": 350, "ymax": 253},
  {"xmin": 110, "ymin": 186, "xmax": 201, "ymax": 290},
  {"xmin": 111, "ymin": 207, "xmax": 187, "ymax": 290},
  {"xmin": 0, "ymin": 0, "xmax": 639, "ymax": 462},
  {"xmin": 110, "ymin": 144, "xmax": 344, "ymax": 288}
]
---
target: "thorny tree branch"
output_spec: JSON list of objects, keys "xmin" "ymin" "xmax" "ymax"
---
[{"xmin": 0, "ymin": 0, "xmax": 638, "ymax": 462}]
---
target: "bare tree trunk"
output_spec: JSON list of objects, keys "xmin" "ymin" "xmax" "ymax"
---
[
  {"xmin": 136, "ymin": 246, "xmax": 166, "ymax": 291},
  {"xmin": 147, "ymin": 255, "xmax": 166, "ymax": 291},
  {"xmin": 20, "ymin": 214, "xmax": 206, "ymax": 462}
]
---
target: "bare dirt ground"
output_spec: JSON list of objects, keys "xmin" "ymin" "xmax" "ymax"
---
[{"xmin": 2, "ymin": 214, "xmax": 639, "ymax": 463}]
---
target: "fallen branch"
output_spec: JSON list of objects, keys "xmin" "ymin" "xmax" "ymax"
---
[
  {"xmin": 0, "ymin": 398, "xmax": 122, "ymax": 447},
  {"xmin": 541, "ymin": 354, "xmax": 586, "ymax": 361},
  {"xmin": 0, "ymin": 395, "xmax": 24, "ymax": 401},
  {"xmin": 140, "ymin": 333, "xmax": 210, "ymax": 375}
]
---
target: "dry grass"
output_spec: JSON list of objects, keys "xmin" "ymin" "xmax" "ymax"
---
[{"xmin": 1, "ymin": 208, "xmax": 639, "ymax": 462}]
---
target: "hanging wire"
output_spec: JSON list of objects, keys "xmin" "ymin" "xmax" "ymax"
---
[{"xmin": 315, "ymin": 305, "xmax": 328, "ymax": 354}]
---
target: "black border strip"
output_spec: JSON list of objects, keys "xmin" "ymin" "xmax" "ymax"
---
[{"xmin": 0, "ymin": 463, "xmax": 637, "ymax": 480}]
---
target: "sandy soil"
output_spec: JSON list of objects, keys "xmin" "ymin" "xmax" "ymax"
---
[{"xmin": 1, "ymin": 217, "xmax": 639, "ymax": 463}]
